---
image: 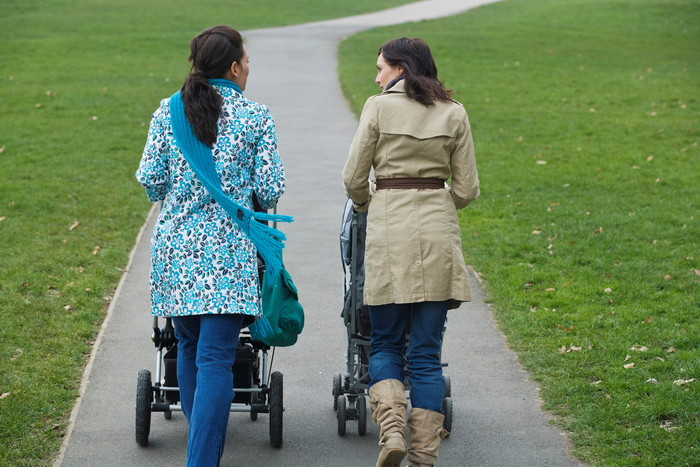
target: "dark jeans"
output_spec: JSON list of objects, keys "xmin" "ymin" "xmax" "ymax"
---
[{"xmin": 368, "ymin": 301, "xmax": 448, "ymax": 412}]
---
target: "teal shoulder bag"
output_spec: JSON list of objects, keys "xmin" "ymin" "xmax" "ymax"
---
[{"xmin": 258, "ymin": 257, "xmax": 304, "ymax": 347}]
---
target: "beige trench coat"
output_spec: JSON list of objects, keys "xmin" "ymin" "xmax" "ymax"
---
[{"xmin": 342, "ymin": 80, "xmax": 480, "ymax": 308}]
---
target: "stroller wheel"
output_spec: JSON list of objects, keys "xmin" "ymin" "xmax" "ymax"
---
[
  {"xmin": 442, "ymin": 396, "xmax": 453, "ymax": 436},
  {"xmin": 356, "ymin": 395, "xmax": 367, "ymax": 436},
  {"xmin": 332, "ymin": 372, "xmax": 343, "ymax": 411},
  {"xmin": 444, "ymin": 374, "xmax": 451, "ymax": 398},
  {"xmin": 250, "ymin": 391, "xmax": 259, "ymax": 421},
  {"xmin": 163, "ymin": 410, "xmax": 172, "ymax": 420},
  {"xmin": 269, "ymin": 371, "xmax": 283, "ymax": 448},
  {"xmin": 337, "ymin": 395, "xmax": 347, "ymax": 436},
  {"xmin": 135, "ymin": 369, "xmax": 152, "ymax": 446}
]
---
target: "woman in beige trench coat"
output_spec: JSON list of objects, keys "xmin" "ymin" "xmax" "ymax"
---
[{"xmin": 342, "ymin": 38, "xmax": 479, "ymax": 467}]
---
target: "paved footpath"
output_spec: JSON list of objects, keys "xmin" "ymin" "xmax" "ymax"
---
[{"xmin": 56, "ymin": 1, "xmax": 583, "ymax": 465}]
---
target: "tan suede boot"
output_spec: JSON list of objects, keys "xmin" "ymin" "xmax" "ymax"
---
[
  {"xmin": 406, "ymin": 408, "xmax": 449, "ymax": 467},
  {"xmin": 369, "ymin": 379, "xmax": 408, "ymax": 467}
]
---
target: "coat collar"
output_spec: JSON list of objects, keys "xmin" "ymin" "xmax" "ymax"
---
[{"xmin": 384, "ymin": 79, "xmax": 406, "ymax": 94}]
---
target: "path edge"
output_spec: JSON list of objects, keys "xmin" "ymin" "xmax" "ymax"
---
[{"xmin": 52, "ymin": 203, "xmax": 158, "ymax": 466}]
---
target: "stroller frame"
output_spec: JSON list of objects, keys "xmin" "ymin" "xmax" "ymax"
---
[
  {"xmin": 332, "ymin": 204, "xmax": 453, "ymax": 436},
  {"xmin": 135, "ymin": 317, "xmax": 283, "ymax": 448},
  {"xmin": 333, "ymin": 207, "xmax": 370, "ymax": 436}
]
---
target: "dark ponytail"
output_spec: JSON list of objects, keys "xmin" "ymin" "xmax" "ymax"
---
[
  {"xmin": 181, "ymin": 26, "xmax": 244, "ymax": 147},
  {"xmin": 379, "ymin": 37, "xmax": 453, "ymax": 106}
]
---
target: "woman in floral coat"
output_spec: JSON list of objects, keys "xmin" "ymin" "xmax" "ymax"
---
[{"xmin": 136, "ymin": 26, "xmax": 285, "ymax": 466}]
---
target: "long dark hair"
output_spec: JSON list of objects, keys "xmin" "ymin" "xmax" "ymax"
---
[
  {"xmin": 181, "ymin": 26, "xmax": 244, "ymax": 147},
  {"xmin": 379, "ymin": 37, "xmax": 453, "ymax": 106}
]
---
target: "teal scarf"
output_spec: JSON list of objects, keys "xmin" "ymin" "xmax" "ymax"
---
[{"xmin": 170, "ymin": 79, "xmax": 292, "ymax": 338}]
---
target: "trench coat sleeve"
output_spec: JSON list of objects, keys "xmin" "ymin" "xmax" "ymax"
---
[
  {"xmin": 342, "ymin": 98, "xmax": 379, "ymax": 213},
  {"xmin": 449, "ymin": 111, "xmax": 480, "ymax": 209}
]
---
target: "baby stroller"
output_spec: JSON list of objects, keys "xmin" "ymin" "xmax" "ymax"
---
[
  {"xmin": 332, "ymin": 199, "xmax": 452, "ymax": 436},
  {"xmin": 135, "ymin": 201, "xmax": 284, "ymax": 448}
]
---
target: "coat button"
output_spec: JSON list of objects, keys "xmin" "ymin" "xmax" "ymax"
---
[{"xmin": 415, "ymin": 260, "xmax": 422, "ymax": 266}]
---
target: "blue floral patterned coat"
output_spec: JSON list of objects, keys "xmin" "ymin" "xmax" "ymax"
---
[{"xmin": 136, "ymin": 84, "xmax": 286, "ymax": 319}]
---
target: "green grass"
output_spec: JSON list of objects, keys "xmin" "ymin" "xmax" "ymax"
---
[
  {"xmin": 339, "ymin": 0, "xmax": 699, "ymax": 465},
  {"xmin": 0, "ymin": 0, "xmax": 416, "ymax": 465}
]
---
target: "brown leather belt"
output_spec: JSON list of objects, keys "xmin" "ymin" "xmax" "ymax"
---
[{"xmin": 375, "ymin": 177, "xmax": 445, "ymax": 190}]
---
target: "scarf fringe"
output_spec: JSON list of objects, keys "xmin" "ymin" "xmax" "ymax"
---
[
  {"xmin": 249, "ymin": 220, "xmax": 286, "ymax": 279},
  {"xmin": 251, "ymin": 211, "xmax": 294, "ymax": 231}
]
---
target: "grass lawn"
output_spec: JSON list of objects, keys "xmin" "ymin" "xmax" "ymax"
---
[
  {"xmin": 0, "ymin": 0, "xmax": 416, "ymax": 464},
  {"xmin": 339, "ymin": 0, "xmax": 699, "ymax": 465}
]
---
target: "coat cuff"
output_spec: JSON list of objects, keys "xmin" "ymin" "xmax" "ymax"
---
[{"xmin": 352, "ymin": 198, "xmax": 370, "ymax": 213}]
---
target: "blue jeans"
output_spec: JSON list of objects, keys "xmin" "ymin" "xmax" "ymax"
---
[
  {"xmin": 173, "ymin": 314, "xmax": 244, "ymax": 467},
  {"xmin": 369, "ymin": 301, "xmax": 448, "ymax": 413}
]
